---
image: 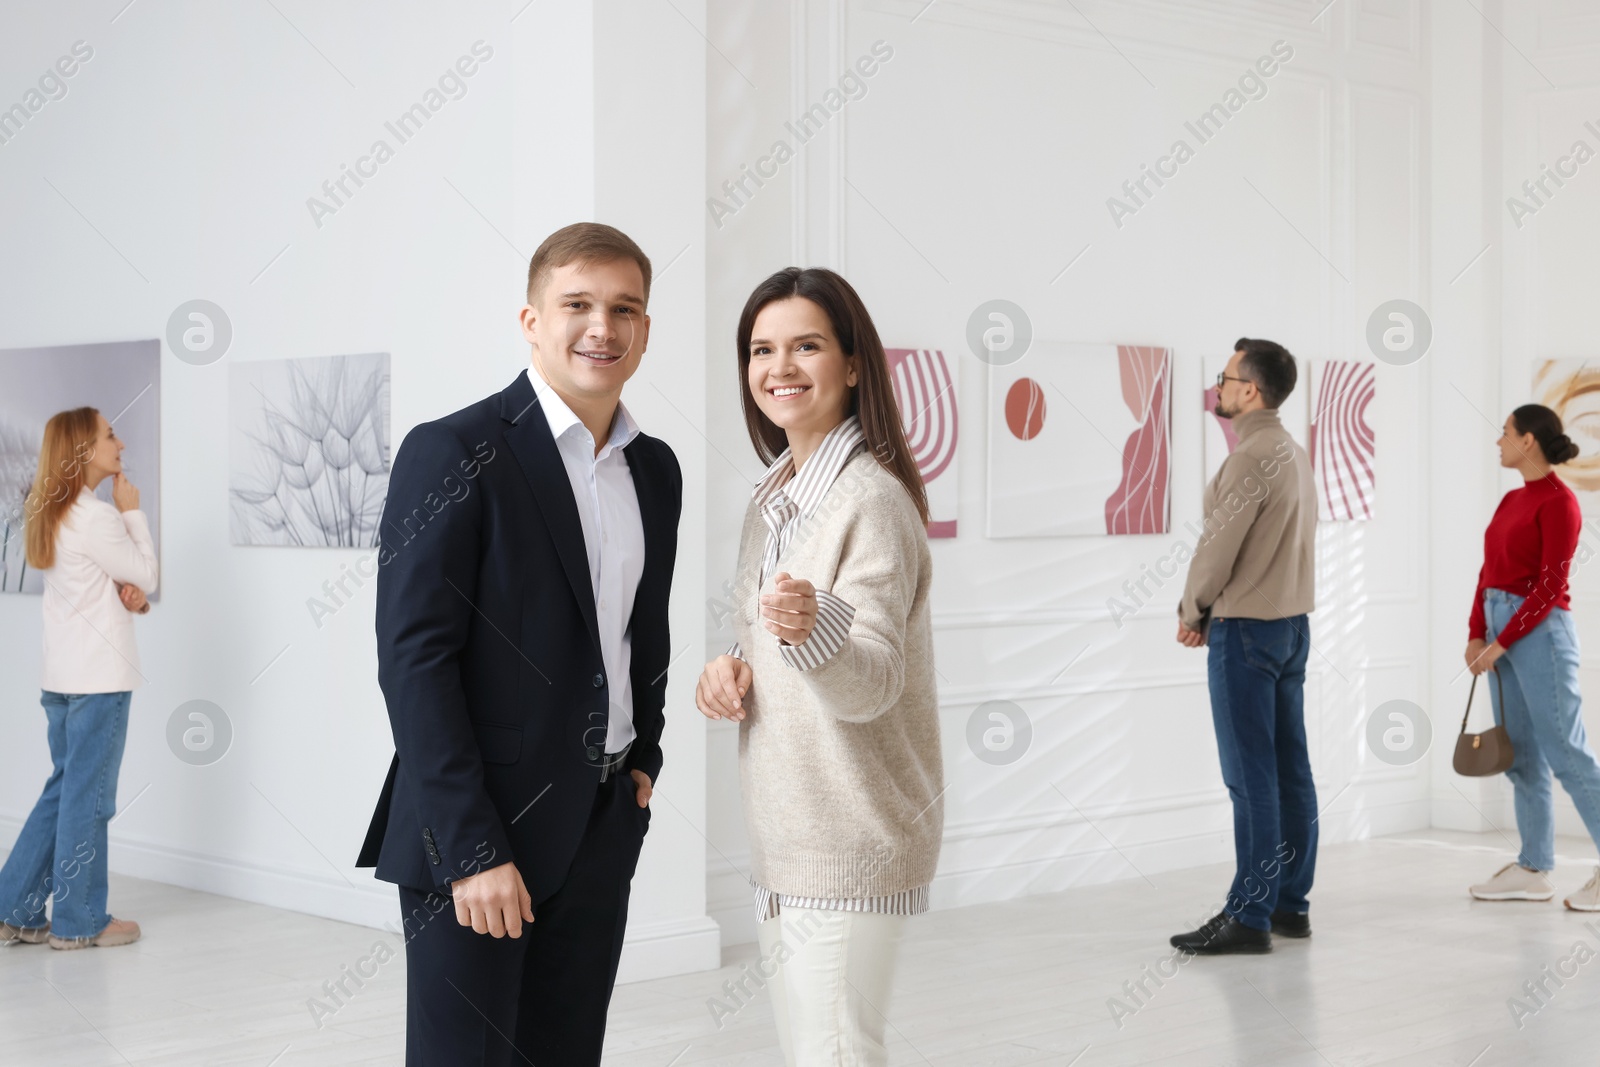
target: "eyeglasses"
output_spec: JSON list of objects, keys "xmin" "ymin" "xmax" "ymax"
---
[{"xmin": 1215, "ymin": 372, "xmax": 1254, "ymax": 389}]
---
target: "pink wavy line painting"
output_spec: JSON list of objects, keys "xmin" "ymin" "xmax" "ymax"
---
[
  {"xmin": 1105, "ymin": 345, "xmax": 1170, "ymax": 534},
  {"xmin": 887, "ymin": 347, "xmax": 958, "ymax": 537},
  {"xmin": 1310, "ymin": 360, "xmax": 1376, "ymax": 521}
]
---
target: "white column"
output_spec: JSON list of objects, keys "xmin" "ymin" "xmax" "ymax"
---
[
  {"xmin": 593, "ymin": 0, "xmax": 720, "ymax": 981},
  {"xmin": 1427, "ymin": 0, "xmax": 1508, "ymax": 835}
]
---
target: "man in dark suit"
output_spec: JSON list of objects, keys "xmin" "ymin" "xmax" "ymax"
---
[{"xmin": 357, "ymin": 222, "xmax": 681, "ymax": 1065}]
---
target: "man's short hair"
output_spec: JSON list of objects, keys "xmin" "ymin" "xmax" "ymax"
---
[
  {"xmin": 526, "ymin": 222, "xmax": 652, "ymax": 306},
  {"xmin": 1233, "ymin": 337, "xmax": 1297, "ymax": 409}
]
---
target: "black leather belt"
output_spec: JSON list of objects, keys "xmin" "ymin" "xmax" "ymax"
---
[{"xmin": 598, "ymin": 741, "xmax": 631, "ymax": 782}]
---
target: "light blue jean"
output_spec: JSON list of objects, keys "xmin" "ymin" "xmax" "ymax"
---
[
  {"xmin": 1483, "ymin": 589, "xmax": 1600, "ymax": 871},
  {"xmin": 0, "ymin": 690, "xmax": 131, "ymax": 939}
]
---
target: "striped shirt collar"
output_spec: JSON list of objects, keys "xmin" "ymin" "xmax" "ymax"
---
[{"xmin": 752, "ymin": 415, "xmax": 866, "ymax": 516}]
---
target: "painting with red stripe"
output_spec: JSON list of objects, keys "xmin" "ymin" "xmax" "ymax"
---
[
  {"xmin": 886, "ymin": 348, "xmax": 960, "ymax": 538},
  {"xmin": 1309, "ymin": 360, "xmax": 1376, "ymax": 521},
  {"xmin": 987, "ymin": 342, "xmax": 1171, "ymax": 537}
]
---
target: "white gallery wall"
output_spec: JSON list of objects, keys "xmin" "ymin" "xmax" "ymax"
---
[
  {"xmin": 700, "ymin": 0, "xmax": 1600, "ymax": 946},
  {"xmin": 0, "ymin": 0, "xmax": 716, "ymax": 983},
  {"xmin": 1461, "ymin": 0, "xmax": 1600, "ymax": 843}
]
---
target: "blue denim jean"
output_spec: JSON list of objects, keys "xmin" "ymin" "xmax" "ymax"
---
[
  {"xmin": 1483, "ymin": 589, "xmax": 1600, "ymax": 870},
  {"xmin": 0, "ymin": 690, "xmax": 131, "ymax": 939},
  {"xmin": 1207, "ymin": 615, "xmax": 1317, "ymax": 931}
]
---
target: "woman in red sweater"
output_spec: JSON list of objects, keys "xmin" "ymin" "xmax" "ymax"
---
[{"xmin": 1464, "ymin": 404, "xmax": 1600, "ymax": 910}]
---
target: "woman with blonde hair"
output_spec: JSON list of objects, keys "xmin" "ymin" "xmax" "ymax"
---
[
  {"xmin": 0, "ymin": 407, "xmax": 155, "ymax": 949},
  {"xmin": 695, "ymin": 267, "xmax": 943, "ymax": 1064}
]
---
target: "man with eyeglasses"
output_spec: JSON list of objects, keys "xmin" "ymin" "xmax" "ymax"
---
[{"xmin": 1170, "ymin": 337, "xmax": 1318, "ymax": 955}]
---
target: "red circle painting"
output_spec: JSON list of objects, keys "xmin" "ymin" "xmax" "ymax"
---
[{"xmin": 1004, "ymin": 377, "xmax": 1046, "ymax": 440}]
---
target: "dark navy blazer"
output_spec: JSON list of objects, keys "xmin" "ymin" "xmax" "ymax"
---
[{"xmin": 356, "ymin": 370, "xmax": 681, "ymax": 899}]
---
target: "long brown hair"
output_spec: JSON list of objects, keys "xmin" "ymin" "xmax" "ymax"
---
[
  {"xmin": 736, "ymin": 267, "xmax": 929, "ymax": 525},
  {"xmin": 25, "ymin": 407, "xmax": 100, "ymax": 570}
]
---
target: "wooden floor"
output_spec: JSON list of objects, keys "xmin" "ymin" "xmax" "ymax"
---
[{"xmin": 4, "ymin": 829, "xmax": 1600, "ymax": 1065}]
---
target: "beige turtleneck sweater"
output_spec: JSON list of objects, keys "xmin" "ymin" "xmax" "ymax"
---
[{"xmin": 1179, "ymin": 406, "xmax": 1317, "ymax": 633}]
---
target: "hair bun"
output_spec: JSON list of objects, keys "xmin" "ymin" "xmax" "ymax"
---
[{"xmin": 1557, "ymin": 434, "xmax": 1581, "ymax": 463}]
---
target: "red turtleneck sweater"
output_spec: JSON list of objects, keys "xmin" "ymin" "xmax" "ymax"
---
[{"xmin": 1469, "ymin": 473, "xmax": 1583, "ymax": 648}]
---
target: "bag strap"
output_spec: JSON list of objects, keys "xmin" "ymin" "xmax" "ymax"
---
[
  {"xmin": 1459, "ymin": 669, "xmax": 1506, "ymax": 733},
  {"xmin": 1459, "ymin": 676, "xmax": 1476, "ymax": 733}
]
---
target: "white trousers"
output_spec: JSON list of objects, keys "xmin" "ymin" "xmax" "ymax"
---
[{"xmin": 756, "ymin": 907, "xmax": 906, "ymax": 1066}]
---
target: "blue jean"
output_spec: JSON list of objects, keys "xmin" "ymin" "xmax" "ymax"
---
[
  {"xmin": 1483, "ymin": 589, "xmax": 1600, "ymax": 870},
  {"xmin": 0, "ymin": 690, "xmax": 131, "ymax": 939},
  {"xmin": 1207, "ymin": 615, "xmax": 1317, "ymax": 931}
]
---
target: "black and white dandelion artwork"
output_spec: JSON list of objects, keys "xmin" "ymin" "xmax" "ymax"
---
[{"xmin": 229, "ymin": 353, "xmax": 391, "ymax": 547}]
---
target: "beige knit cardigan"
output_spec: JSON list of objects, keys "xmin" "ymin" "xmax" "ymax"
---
[{"xmin": 732, "ymin": 450, "xmax": 945, "ymax": 901}]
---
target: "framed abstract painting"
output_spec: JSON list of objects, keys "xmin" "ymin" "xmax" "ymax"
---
[
  {"xmin": 987, "ymin": 342, "xmax": 1171, "ymax": 537},
  {"xmin": 886, "ymin": 347, "xmax": 959, "ymax": 538},
  {"xmin": 1309, "ymin": 359, "xmax": 1376, "ymax": 522},
  {"xmin": 229, "ymin": 352, "xmax": 391, "ymax": 547},
  {"xmin": 1533, "ymin": 359, "xmax": 1600, "ymax": 514}
]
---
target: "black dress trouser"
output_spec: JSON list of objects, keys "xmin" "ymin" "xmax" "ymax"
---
[{"xmin": 400, "ymin": 772, "xmax": 649, "ymax": 1066}]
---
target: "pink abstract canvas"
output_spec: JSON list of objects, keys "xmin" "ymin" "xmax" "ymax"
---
[
  {"xmin": 886, "ymin": 348, "xmax": 959, "ymax": 537},
  {"xmin": 1106, "ymin": 345, "xmax": 1170, "ymax": 535},
  {"xmin": 987, "ymin": 343, "xmax": 1170, "ymax": 537},
  {"xmin": 1310, "ymin": 360, "xmax": 1376, "ymax": 521}
]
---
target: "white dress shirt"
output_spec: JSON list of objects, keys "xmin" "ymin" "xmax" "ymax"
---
[
  {"xmin": 528, "ymin": 368, "xmax": 645, "ymax": 754},
  {"xmin": 40, "ymin": 487, "xmax": 159, "ymax": 694}
]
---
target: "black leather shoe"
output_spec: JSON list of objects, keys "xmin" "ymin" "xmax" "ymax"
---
[
  {"xmin": 1170, "ymin": 911, "xmax": 1228, "ymax": 950},
  {"xmin": 1270, "ymin": 910, "xmax": 1310, "ymax": 938},
  {"xmin": 1170, "ymin": 912, "xmax": 1271, "ymax": 954}
]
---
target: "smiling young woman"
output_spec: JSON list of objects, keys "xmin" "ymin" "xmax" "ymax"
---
[
  {"xmin": 694, "ymin": 266, "xmax": 940, "ymax": 1066},
  {"xmin": 734, "ymin": 269, "xmax": 929, "ymax": 520}
]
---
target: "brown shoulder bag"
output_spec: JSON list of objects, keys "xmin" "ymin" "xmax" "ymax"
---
[{"xmin": 1453, "ymin": 671, "xmax": 1514, "ymax": 777}]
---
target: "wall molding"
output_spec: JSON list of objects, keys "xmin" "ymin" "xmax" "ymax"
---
[
  {"xmin": 934, "ymin": 670, "xmax": 1204, "ymax": 705},
  {"xmin": 931, "ymin": 590, "xmax": 1423, "ymax": 632},
  {"xmin": 860, "ymin": 0, "xmax": 1337, "ymax": 63},
  {"xmin": 934, "ymin": 605, "xmax": 1146, "ymax": 629},
  {"xmin": 790, "ymin": 0, "xmax": 847, "ymax": 268},
  {"xmin": 935, "ymin": 653, "xmax": 1410, "ymax": 707},
  {"xmin": 1352, "ymin": 0, "xmax": 1421, "ymax": 62},
  {"xmin": 1534, "ymin": 0, "xmax": 1600, "ymax": 56}
]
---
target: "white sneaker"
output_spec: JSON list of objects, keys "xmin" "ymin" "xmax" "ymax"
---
[
  {"xmin": 1470, "ymin": 862, "xmax": 1555, "ymax": 901},
  {"xmin": 1564, "ymin": 866, "xmax": 1600, "ymax": 911}
]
